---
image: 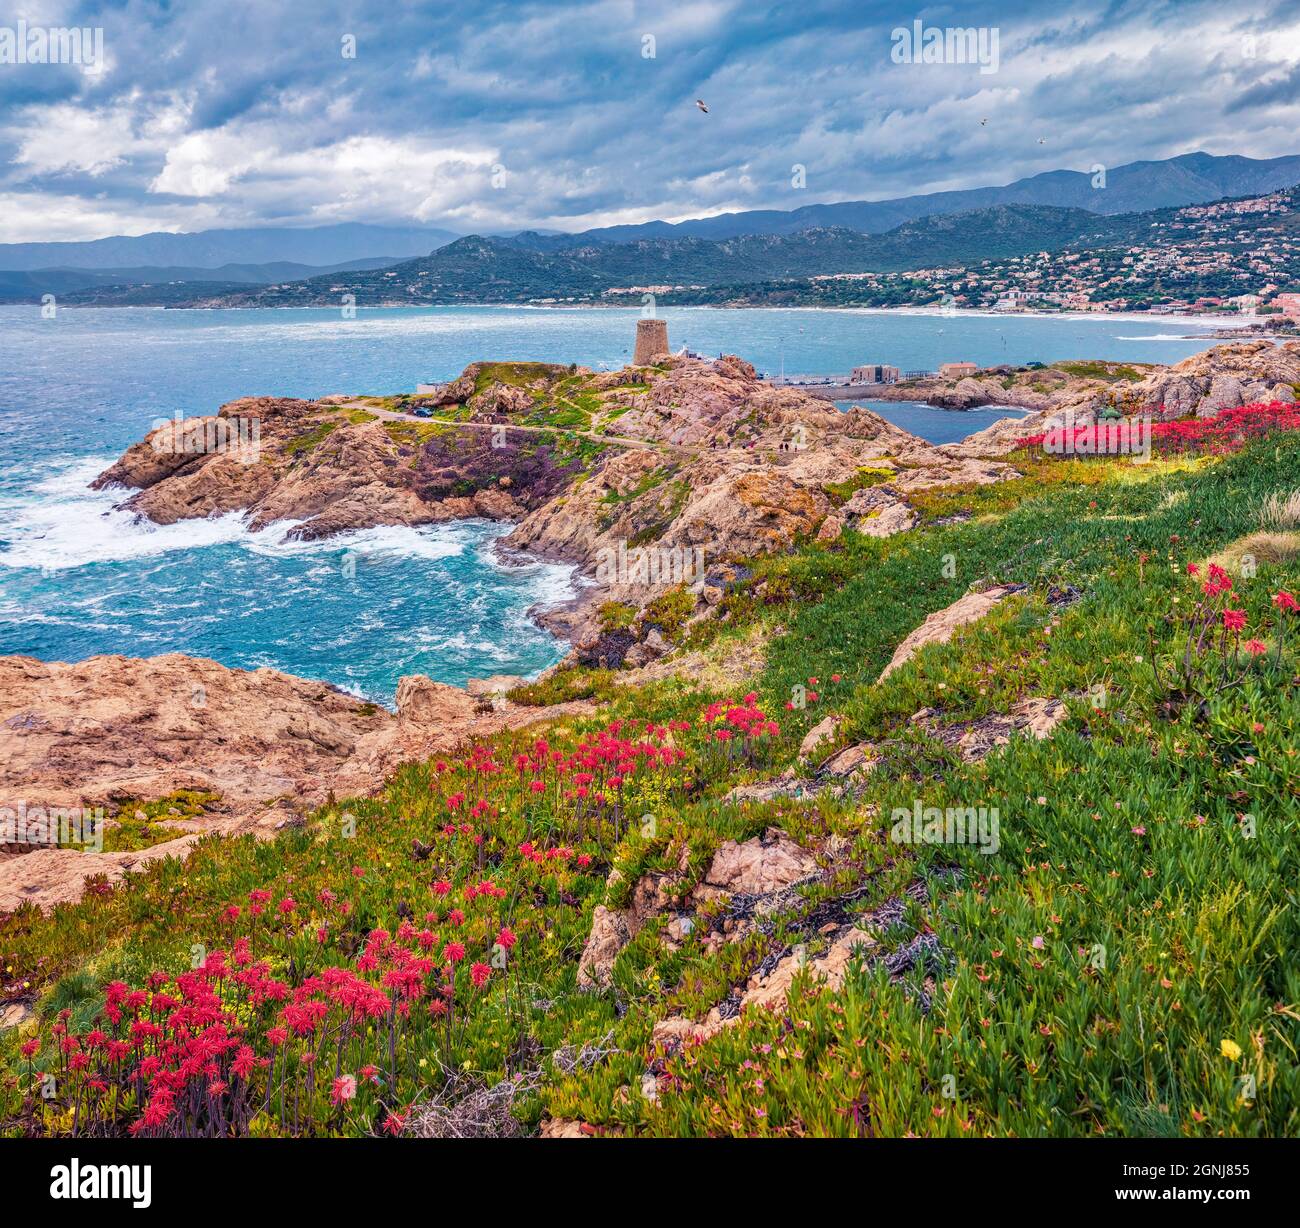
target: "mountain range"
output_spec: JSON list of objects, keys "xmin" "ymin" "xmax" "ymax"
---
[
  {"xmin": 0, "ymin": 223, "xmax": 459, "ymax": 272},
  {"xmin": 563, "ymin": 151, "xmax": 1300, "ymax": 242},
  {"xmin": 0, "ymin": 256, "xmax": 407, "ymax": 303},
  {"xmin": 201, "ymin": 205, "xmax": 1126, "ymax": 307},
  {"xmin": 3, "ymin": 152, "xmax": 1300, "ymax": 308}
]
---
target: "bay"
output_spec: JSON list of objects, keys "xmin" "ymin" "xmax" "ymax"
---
[{"xmin": 0, "ymin": 304, "xmax": 1221, "ymax": 701}]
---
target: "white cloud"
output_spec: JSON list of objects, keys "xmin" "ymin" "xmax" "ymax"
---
[
  {"xmin": 3, "ymin": 0, "xmax": 1300, "ymax": 243},
  {"xmin": 13, "ymin": 103, "xmax": 137, "ymax": 177},
  {"xmin": 0, "ymin": 190, "xmax": 218, "ymax": 242},
  {"xmin": 149, "ymin": 130, "xmax": 264, "ymax": 196}
]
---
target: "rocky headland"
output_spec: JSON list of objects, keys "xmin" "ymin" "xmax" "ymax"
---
[
  {"xmin": 919, "ymin": 340, "xmax": 1300, "ymax": 456},
  {"xmin": 4, "ymin": 340, "xmax": 1291, "ymax": 911},
  {"xmin": 88, "ymin": 353, "xmax": 1014, "ymax": 650}
]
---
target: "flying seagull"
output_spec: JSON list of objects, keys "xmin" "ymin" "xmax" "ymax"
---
[
  {"xmin": 980, "ymin": 117, "xmax": 988, "ymax": 126},
  {"xmin": 696, "ymin": 99, "xmax": 709, "ymax": 113}
]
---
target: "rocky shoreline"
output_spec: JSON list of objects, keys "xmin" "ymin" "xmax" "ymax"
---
[
  {"xmin": 87, "ymin": 352, "xmax": 1015, "ymax": 652},
  {"xmin": 4, "ymin": 339, "xmax": 1296, "ymax": 912}
]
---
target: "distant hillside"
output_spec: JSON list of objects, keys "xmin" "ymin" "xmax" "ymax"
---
[
  {"xmin": 203, "ymin": 204, "xmax": 1117, "ymax": 308},
  {"xmin": 0, "ymin": 257, "xmax": 407, "ymax": 304},
  {"xmin": 568, "ymin": 151, "xmax": 1300, "ymax": 242},
  {"xmin": 0, "ymin": 223, "xmax": 458, "ymax": 272}
]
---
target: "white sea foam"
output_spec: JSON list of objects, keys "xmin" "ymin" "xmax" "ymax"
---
[
  {"xmin": 0, "ymin": 457, "xmax": 254, "ymax": 571},
  {"xmin": 242, "ymin": 522, "xmax": 467, "ymax": 563},
  {"xmin": 1115, "ymin": 334, "xmax": 1202, "ymax": 341},
  {"xmin": 0, "ymin": 457, "xmax": 496, "ymax": 572}
]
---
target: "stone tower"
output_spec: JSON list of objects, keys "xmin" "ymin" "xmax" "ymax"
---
[{"xmin": 633, "ymin": 317, "xmax": 669, "ymax": 365}]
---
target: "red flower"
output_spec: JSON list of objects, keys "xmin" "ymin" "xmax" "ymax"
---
[
  {"xmin": 470, "ymin": 962, "xmax": 491, "ymax": 988},
  {"xmin": 1274, "ymin": 590, "xmax": 1298, "ymax": 612},
  {"xmin": 331, "ymin": 1074, "xmax": 358, "ymax": 1104},
  {"xmin": 1223, "ymin": 609, "xmax": 1247, "ymax": 632},
  {"xmin": 1243, "ymin": 639, "xmax": 1268, "ymax": 656}
]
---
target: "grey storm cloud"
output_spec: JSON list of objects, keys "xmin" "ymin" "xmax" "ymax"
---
[{"xmin": 3, "ymin": 0, "xmax": 1300, "ymax": 240}]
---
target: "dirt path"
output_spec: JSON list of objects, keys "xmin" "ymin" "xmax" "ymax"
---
[{"xmin": 343, "ymin": 400, "xmax": 705, "ymax": 455}]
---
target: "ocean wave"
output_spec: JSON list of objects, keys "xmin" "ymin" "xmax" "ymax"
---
[
  {"xmin": 0, "ymin": 457, "xmax": 484, "ymax": 572},
  {"xmin": 0, "ymin": 457, "xmax": 255, "ymax": 571},
  {"xmin": 417, "ymin": 630, "xmax": 514, "ymax": 660},
  {"xmin": 1116, "ymin": 333, "xmax": 1200, "ymax": 341},
  {"xmin": 242, "ymin": 522, "xmax": 467, "ymax": 563}
]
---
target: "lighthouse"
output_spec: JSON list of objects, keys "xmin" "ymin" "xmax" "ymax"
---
[{"xmin": 633, "ymin": 317, "xmax": 669, "ymax": 365}]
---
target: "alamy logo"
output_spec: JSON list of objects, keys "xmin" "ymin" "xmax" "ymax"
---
[
  {"xmin": 594, "ymin": 541, "xmax": 705, "ymax": 587},
  {"xmin": 1045, "ymin": 410, "xmax": 1153, "ymax": 460},
  {"xmin": 891, "ymin": 20, "xmax": 999, "ymax": 74},
  {"xmin": 1, "ymin": 802, "xmax": 105, "ymax": 853},
  {"xmin": 150, "ymin": 413, "xmax": 261, "ymax": 464},
  {"xmin": 0, "ymin": 22, "xmax": 104, "ymax": 71},
  {"xmin": 891, "ymin": 800, "xmax": 1000, "ymax": 855},
  {"xmin": 50, "ymin": 1160, "xmax": 152, "ymax": 1208}
]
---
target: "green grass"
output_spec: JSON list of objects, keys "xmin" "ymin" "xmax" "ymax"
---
[
  {"xmin": 87, "ymin": 791, "xmax": 223, "ymax": 853},
  {"xmin": 285, "ymin": 420, "xmax": 340, "ymax": 456},
  {"xmin": 1052, "ymin": 360, "xmax": 1148, "ymax": 383},
  {"xmin": 823, "ymin": 465, "xmax": 898, "ymax": 505},
  {"xmin": 3, "ymin": 435, "xmax": 1297, "ymax": 1139}
]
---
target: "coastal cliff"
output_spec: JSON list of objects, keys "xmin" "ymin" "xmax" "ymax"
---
[
  {"xmin": 89, "ymin": 354, "xmax": 1013, "ymax": 648},
  {"xmin": 8, "ymin": 339, "xmax": 1293, "ymax": 915},
  {"xmin": 909, "ymin": 340, "xmax": 1300, "ymax": 455}
]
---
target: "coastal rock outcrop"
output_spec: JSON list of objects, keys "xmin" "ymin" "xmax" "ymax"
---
[
  {"xmin": 92, "ymin": 355, "xmax": 1012, "ymax": 591},
  {"xmin": 1130, "ymin": 341, "xmax": 1300, "ymax": 417},
  {"xmin": 879, "ymin": 585, "xmax": 1025, "ymax": 681},
  {"xmin": 948, "ymin": 342, "xmax": 1300, "ymax": 456},
  {"xmin": 0, "ymin": 654, "xmax": 599, "ymax": 911},
  {"xmin": 0, "ymin": 653, "xmax": 389, "ymax": 817}
]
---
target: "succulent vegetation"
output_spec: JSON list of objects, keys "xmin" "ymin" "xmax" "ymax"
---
[{"xmin": 2, "ymin": 420, "xmax": 1297, "ymax": 1139}]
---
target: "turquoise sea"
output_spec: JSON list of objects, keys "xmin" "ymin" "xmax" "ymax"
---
[{"xmin": 0, "ymin": 305, "xmax": 1221, "ymax": 703}]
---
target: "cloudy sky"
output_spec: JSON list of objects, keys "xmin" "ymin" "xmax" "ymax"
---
[{"xmin": 3, "ymin": 0, "xmax": 1300, "ymax": 242}]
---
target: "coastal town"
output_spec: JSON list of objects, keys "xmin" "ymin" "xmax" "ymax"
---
[{"xmin": 605, "ymin": 187, "xmax": 1300, "ymax": 320}]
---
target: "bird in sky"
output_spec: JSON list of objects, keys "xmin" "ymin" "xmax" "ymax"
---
[
  {"xmin": 696, "ymin": 99, "xmax": 709, "ymax": 113},
  {"xmin": 1037, "ymin": 136, "xmax": 1047, "ymax": 144},
  {"xmin": 980, "ymin": 117, "xmax": 988, "ymax": 126}
]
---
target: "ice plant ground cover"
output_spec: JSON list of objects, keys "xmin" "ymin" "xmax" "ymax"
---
[
  {"xmin": 1, "ymin": 430, "xmax": 1298, "ymax": 1138},
  {"xmin": 1016, "ymin": 398, "xmax": 1300, "ymax": 457}
]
